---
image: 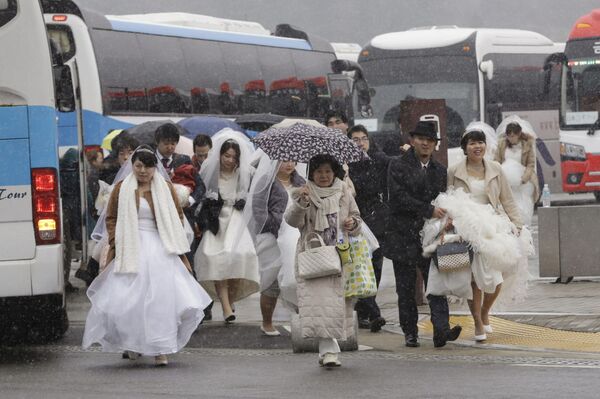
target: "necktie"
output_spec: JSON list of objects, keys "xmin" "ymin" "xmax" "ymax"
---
[{"xmin": 161, "ymin": 158, "xmax": 170, "ymax": 170}]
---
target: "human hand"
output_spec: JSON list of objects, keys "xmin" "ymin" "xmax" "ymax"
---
[
  {"xmin": 343, "ymin": 217, "xmax": 356, "ymax": 231},
  {"xmin": 432, "ymin": 207, "xmax": 447, "ymax": 219},
  {"xmin": 444, "ymin": 217, "xmax": 454, "ymax": 231},
  {"xmin": 298, "ymin": 185, "xmax": 310, "ymax": 202}
]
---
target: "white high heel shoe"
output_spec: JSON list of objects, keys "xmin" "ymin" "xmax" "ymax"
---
[
  {"xmin": 483, "ymin": 324, "xmax": 493, "ymax": 334},
  {"xmin": 474, "ymin": 333, "xmax": 487, "ymax": 342}
]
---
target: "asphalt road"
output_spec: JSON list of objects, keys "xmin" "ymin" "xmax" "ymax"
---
[{"xmin": 1, "ymin": 344, "xmax": 600, "ymax": 399}]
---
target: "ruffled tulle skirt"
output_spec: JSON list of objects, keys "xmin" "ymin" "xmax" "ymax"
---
[{"xmin": 82, "ymin": 227, "xmax": 212, "ymax": 356}]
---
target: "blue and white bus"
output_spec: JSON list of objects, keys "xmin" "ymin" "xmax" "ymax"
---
[
  {"xmin": 41, "ymin": 1, "xmax": 357, "ymax": 257},
  {"xmin": 0, "ymin": 0, "xmax": 71, "ymax": 341}
]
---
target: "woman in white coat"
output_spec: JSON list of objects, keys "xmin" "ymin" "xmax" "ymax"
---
[{"xmin": 285, "ymin": 154, "xmax": 361, "ymax": 368}]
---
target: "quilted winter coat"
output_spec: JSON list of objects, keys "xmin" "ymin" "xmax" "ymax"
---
[{"xmin": 285, "ymin": 181, "xmax": 361, "ymax": 340}]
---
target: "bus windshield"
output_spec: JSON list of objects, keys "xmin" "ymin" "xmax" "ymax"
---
[
  {"xmin": 361, "ymin": 55, "xmax": 479, "ymax": 147},
  {"xmin": 561, "ymin": 57, "xmax": 600, "ymax": 129}
]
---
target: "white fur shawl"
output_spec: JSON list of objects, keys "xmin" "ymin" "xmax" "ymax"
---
[
  {"xmin": 422, "ymin": 187, "xmax": 533, "ymax": 273},
  {"xmin": 114, "ymin": 173, "xmax": 190, "ymax": 274}
]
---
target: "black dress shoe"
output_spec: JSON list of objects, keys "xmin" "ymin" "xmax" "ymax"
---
[
  {"xmin": 358, "ymin": 319, "xmax": 371, "ymax": 329},
  {"xmin": 405, "ymin": 334, "xmax": 420, "ymax": 347},
  {"xmin": 434, "ymin": 325, "xmax": 462, "ymax": 348},
  {"xmin": 370, "ymin": 316, "xmax": 386, "ymax": 333},
  {"xmin": 204, "ymin": 308, "xmax": 212, "ymax": 321}
]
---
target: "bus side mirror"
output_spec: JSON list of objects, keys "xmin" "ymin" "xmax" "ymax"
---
[
  {"xmin": 543, "ymin": 52, "xmax": 567, "ymax": 96},
  {"xmin": 479, "ymin": 60, "xmax": 494, "ymax": 80},
  {"xmin": 53, "ymin": 65, "xmax": 75, "ymax": 113},
  {"xmin": 331, "ymin": 60, "xmax": 373, "ymax": 117}
]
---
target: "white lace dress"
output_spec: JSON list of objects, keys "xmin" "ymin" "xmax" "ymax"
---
[
  {"xmin": 468, "ymin": 177, "xmax": 504, "ymax": 294},
  {"xmin": 83, "ymin": 198, "xmax": 212, "ymax": 355},
  {"xmin": 195, "ymin": 171, "xmax": 260, "ymax": 302},
  {"xmin": 501, "ymin": 143, "xmax": 535, "ymax": 226}
]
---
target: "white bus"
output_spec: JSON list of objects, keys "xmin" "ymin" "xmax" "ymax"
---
[
  {"xmin": 357, "ymin": 27, "xmax": 564, "ymax": 191},
  {"xmin": 0, "ymin": 0, "xmax": 72, "ymax": 341},
  {"xmin": 41, "ymin": 0, "xmax": 359, "ymax": 261}
]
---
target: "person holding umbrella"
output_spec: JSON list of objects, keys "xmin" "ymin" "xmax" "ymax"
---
[
  {"xmin": 285, "ymin": 154, "xmax": 361, "ymax": 368},
  {"xmin": 154, "ymin": 123, "xmax": 192, "ymax": 176}
]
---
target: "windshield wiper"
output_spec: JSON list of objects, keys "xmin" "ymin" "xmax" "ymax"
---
[{"xmin": 587, "ymin": 116, "xmax": 600, "ymax": 136}]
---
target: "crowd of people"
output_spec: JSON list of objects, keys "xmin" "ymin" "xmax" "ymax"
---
[{"xmin": 78, "ymin": 111, "xmax": 536, "ymax": 368}]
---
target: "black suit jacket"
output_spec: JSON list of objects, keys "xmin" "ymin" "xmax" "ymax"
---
[{"xmin": 384, "ymin": 147, "xmax": 447, "ymax": 261}]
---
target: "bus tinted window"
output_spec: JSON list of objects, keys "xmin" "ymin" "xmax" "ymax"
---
[
  {"xmin": 258, "ymin": 46, "xmax": 304, "ymax": 116},
  {"xmin": 292, "ymin": 51, "xmax": 335, "ymax": 118},
  {"xmin": 0, "ymin": 0, "xmax": 16, "ymax": 27},
  {"xmin": 47, "ymin": 24, "xmax": 76, "ymax": 62},
  {"xmin": 92, "ymin": 30, "xmax": 146, "ymax": 113},
  {"xmin": 220, "ymin": 42, "xmax": 263, "ymax": 114},
  {"xmin": 180, "ymin": 39, "xmax": 225, "ymax": 114},
  {"xmin": 137, "ymin": 34, "xmax": 190, "ymax": 114},
  {"xmin": 483, "ymin": 53, "xmax": 560, "ymax": 113}
]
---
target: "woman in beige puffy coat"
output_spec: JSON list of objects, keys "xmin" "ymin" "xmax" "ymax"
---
[
  {"xmin": 448, "ymin": 129, "xmax": 523, "ymax": 342},
  {"xmin": 285, "ymin": 154, "xmax": 361, "ymax": 368}
]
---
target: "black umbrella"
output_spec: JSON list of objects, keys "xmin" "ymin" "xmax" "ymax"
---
[
  {"xmin": 123, "ymin": 120, "xmax": 184, "ymax": 146},
  {"xmin": 252, "ymin": 122, "xmax": 365, "ymax": 164}
]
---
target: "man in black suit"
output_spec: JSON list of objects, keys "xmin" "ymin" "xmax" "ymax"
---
[
  {"xmin": 385, "ymin": 121, "xmax": 462, "ymax": 348},
  {"xmin": 154, "ymin": 123, "xmax": 192, "ymax": 176}
]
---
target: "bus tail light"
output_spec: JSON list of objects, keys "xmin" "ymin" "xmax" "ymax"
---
[{"xmin": 32, "ymin": 168, "xmax": 61, "ymax": 245}]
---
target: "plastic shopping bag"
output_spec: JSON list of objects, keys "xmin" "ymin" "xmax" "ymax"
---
[{"xmin": 343, "ymin": 235, "xmax": 377, "ymax": 298}]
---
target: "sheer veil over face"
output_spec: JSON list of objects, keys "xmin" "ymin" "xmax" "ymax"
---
[{"xmin": 199, "ymin": 128, "xmax": 255, "ymax": 202}]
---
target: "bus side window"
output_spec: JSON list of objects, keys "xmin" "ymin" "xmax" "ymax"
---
[{"xmin": 0, "ymin": 0, "xmax": 17, "ymax": 28}]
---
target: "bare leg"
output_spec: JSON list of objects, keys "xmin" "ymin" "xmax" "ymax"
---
[
  {"xmin": 467, "ymin": 280, "xmax": 484, "ymax": 336},
  {"xmin": 260, "ymin": 294, "xmax": 278, "ymax": 332},
  {"xmin": 481, "ymin": 283, "xmax": 502, "ymax": 325},
  {"xmin": 215, "ymin": 280, "xmax": 233, "ymax": 317}
]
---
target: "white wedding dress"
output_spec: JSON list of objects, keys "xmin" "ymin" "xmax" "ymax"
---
[
  {"xmin": 83, "ymin": 198, "xmax": 211, "ymax": 355},
  {"xmin": 501, "ymin": 143, "xmax": 535, "ymax": 226},
  {"xmin": 195, "ymin": 171, "xmax": 260, "ymax": 302}
]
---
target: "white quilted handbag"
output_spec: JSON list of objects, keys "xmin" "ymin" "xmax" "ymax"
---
[{"xmin": 297, "ymin": 232, "xmax": 342, "ymax": 280}]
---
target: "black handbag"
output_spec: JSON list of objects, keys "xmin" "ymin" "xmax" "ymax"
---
[{"xmin": 432, "ymin": 235, "xmax": 474, "ymax": 273}]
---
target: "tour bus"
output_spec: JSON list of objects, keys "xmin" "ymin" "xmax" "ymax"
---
[
  {"xmin": 0, "ymin": 0, "xmax": 73, "ymax": 341},
  {"xmin": 41, "ymin": 0, "xmax": 359, "ymax": 260},
  {"xmin": 551, "ymin": 9, "xmax": 600, "ymax": 199},
  {"xmin": 356, "ymin": 27, "xmax": 564, "ymax": 192}
]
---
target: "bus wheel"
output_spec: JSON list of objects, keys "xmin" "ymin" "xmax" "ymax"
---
[{"xmin": 594, "ymin": 192, "xmax": 600, "ymax": 203}]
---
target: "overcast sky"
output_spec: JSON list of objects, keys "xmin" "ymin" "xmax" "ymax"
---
[{"xmin": 76, "ymin": 0, "xmax": 598, "ymax": 45}]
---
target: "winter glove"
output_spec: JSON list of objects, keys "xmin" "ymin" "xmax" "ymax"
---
[{"xmin": 233, "ymin": 199, "xmax": 246, "ymax": 211}]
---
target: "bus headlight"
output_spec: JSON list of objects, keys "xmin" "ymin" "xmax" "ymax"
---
[{"xmin": 560, "ymin": 142, "xmax": 586, "ymax": 161}]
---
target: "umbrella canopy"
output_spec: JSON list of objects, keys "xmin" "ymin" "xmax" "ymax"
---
[
  {"xmin": 175, "ymin": 136, "xmax": 194, "ymax": 157},
  {"xmin": 123, "ymin": 120, "xmax": 180, "ymax": 146},
  {"xmin": 235, "ymin": 113, "xmax": 285, "ymax": 125},
  {"xmin": 101, "ymin": 129, "xmax": 123, "ymax": 151},
  {"xmin": 177, "ymin": 116, "xmax": 244, "ymax": 139},
  {"xmin": 252, "ymin": 122, "xmax": 365, "ymax": 164}
]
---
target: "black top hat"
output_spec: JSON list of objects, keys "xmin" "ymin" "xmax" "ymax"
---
[{"xmin": 409, "ymin": 121, "xmax": 439, "ymax": 141}]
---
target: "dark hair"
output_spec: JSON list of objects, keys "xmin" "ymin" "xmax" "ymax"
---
[
  {"xmin": 347, "ymin": 124, "xmax": 368, "ymax": 139},
  {"xmin": 460, "ymin": 130, "xmax": 487, "ymax": 155},
  {"xmin": 505, "ymin": 122, "xmax": 522, "ymax": 136},
  {"xmin": 220, "ymin": 139, "xmax": 240, "ymax": 164},
  {"xmin": 112, "ymin": 132, "xmax": 139, "ymax": 155},
  {"xmin": 154, "ymin": 123, "xmax": 181, "ymax": 144},
  {"xmin": 308, "ymin": 154, "xmax": 344, "ymax": 182},
  {"xmin": 193, "ymin": 134, "xmax": 213, "ymax": 149},
  {"xmin": 131, "ymin": 145, "xmax": 158, "ymax": 167},
  {"xmin": 324, "ymin": 109, "xmax": 348, "ymax": 125}
]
